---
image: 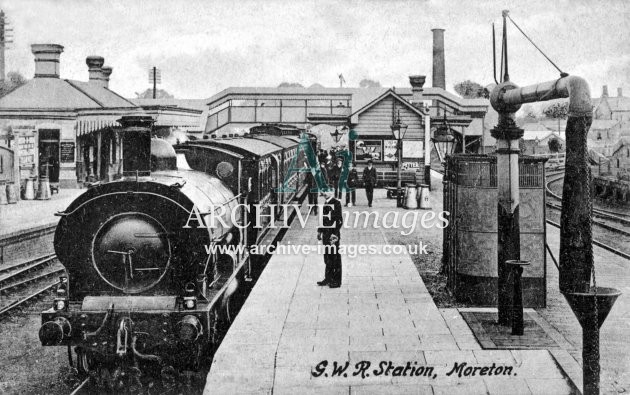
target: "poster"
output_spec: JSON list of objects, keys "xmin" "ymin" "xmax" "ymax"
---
[
  {"xmin": 403, "ymin": 140, "xmax": 424, "ymax": 158},
  {"xmin": 354, "ymin": 139, "xmax": 382, "ymax": 161},
  {"xmin": 60, "ymin": 142, "xmax": 75, "ymax": 163},
  {"xmin": 383, "ymin": 139, "xmax": 397, "ymax": 162}
]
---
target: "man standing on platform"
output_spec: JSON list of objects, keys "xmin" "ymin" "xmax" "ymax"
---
[
  {"xmin": 317, "ymin": 190, "xmax": 343, "ymax": 288},
  {"xmin": 345, "ymin": 162, "xmax": 358, "ymax": 207},
  {"xmin": 363, "ymin": 160, "xmax": 377, "ymax": 207},
  {"xmin": 329, "ymin": 157, "xmax": 343, "ymax": 199},
  {"xmin": 304, "ymin": 162, "xmax": 318, "ymax": 213}
]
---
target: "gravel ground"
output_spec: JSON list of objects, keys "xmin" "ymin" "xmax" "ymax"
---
[{"xmin": 0, "ymin": 294, "xmax": 78, "ymax": 395}]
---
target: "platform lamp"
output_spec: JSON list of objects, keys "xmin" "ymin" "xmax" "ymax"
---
[
  {"xmin": 390, "ymin": 110, "xmax": 409, "ymax": 190},
  {"xmin": 330, "ymin": 125, "xmax": 348, "ymax": 144},
  {"xmin": 431, "ymin": 112, "xmax": 456, "ymax": 164}
]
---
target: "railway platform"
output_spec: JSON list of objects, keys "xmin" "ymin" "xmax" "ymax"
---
[
  {"xmin": 205, "ymin": 185, "xmax": 579, "ymax": 395},
  {"xmin": 0, "ymin": 188, "xmax": 83, "ymax": 265},
  {"xmin": 0, "ymin": 188, "xmax": 83, "ymax": 238}
]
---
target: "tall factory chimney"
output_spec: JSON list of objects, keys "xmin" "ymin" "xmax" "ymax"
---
[{"xmin": 432, "ymin": 28, "xmax": 446, "ymax": 90}]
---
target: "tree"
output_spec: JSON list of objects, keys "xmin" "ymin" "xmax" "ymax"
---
[
  {"xmin": 278, "ymin": 82, "xmax": 304, "ymax": 88},
  {"xmin": 0, "ymin": 71, "xmax": 28, "ymax": 97},
  {"xmin": 135, "ymin": 88, "xmax": 174, "ymax": 99},
  {"xmin": 548, "ymin": 138, "xmax": 562, "ymax": 153},
  {"xmin": 522, "ymin": 105, "xmax": 539, "ymax": 120},
  {"xmin": 543, "ymin": 102, "xmax": 569, "ymax": 119},
  {"xmin": 543, "ymin": 102, "xmax": 569, "ymax": 133},
  {"xmin": 454, "ymin": 80, "xmax": 485, "ymax": 99},
  {"xmin": 359, "ymin": 79, "xmax": 381, "ymax": 88}
]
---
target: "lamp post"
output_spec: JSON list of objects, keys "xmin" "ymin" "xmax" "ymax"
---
[
  {"xmin": 390, "ymin": 110, "xmax": 409, "ymax": 190},
  {"xmin": 431, "ymin": 113, "xmax": 456, "ymax": 164}
]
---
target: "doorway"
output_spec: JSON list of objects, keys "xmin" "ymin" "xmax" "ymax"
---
[{"xmin": 38, "ymin": 129, "xmax": 60, "ymax": 182}]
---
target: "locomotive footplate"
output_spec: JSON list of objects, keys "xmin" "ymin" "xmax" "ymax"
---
[{"xmin": 40, "ymin": 296, "xmax": 211, "ymax": 371}]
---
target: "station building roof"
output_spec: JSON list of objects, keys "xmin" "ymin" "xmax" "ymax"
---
[{"xmin": 0, "ymin": 77, "xmax": 137, "ymax": 110}]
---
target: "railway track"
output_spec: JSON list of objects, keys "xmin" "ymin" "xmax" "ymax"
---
[
  {"xmin": 545, "ymin": 171, "xmax": 630, "ymax": 226},
  {"xmin": 545, "ymin": 172, "xmax": 630, "ymax": 260},
  {"xmin": 0, "ymin": 253, "xmax": 64, "ymax": 316}
]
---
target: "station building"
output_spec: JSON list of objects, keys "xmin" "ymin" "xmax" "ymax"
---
[
  {"xmin": 0, "ymin": 44, "xmax": 203, "ymax": 190},
  {"xmin": 202, "ymin": 29, "xmax": 489, "ymax": 181},
  {"xmin": 205, "ymin": 85, "xmax": 489, "ymax": 173}
]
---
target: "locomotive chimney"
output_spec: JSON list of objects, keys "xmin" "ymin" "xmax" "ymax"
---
[
  {"xmin": 117, "ymin": 114, "xmax": 156, "ymax": 176},
  {"xmin": 431, "ymin": 28, "xmax": 446, "ymax": 90},
  {"xmin": 31, "ymin": 44, "xmax": 64, "ymax": 78}
]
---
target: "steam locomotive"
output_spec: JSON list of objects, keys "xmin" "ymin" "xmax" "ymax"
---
[{"xmin": 39, "ymin": 115, "xmax": 315, "ymax": 385}]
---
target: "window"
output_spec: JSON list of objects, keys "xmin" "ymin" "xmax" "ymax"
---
[
  {"xmin": 282, "ymin": 99, "xmax": 306, "ymax": 107},
  {"xmin": 307, "ymin": 99, "xmax": 331, "ymax": 107},
  {"xmin": 257, "ymin": 99, "xmax": 280, "ymax": 107},
  {"xmin": 230, "ymin": 99, "xmax": 256, "ymax": 107}
]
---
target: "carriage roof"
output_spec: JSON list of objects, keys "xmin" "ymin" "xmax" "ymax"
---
[{"xmin": 187, "ymin": 137, "xmax": 284, "ymax": 158}]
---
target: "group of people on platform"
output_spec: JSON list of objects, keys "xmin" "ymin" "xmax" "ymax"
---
[
  {"xmin": 307, "ymin": 150, "xmax": 378, "ymax": 209},
  {"xmin": 308, "ymin": 149, "xmax": 380, "ymax": 289}
]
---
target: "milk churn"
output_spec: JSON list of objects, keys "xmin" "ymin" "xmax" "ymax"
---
[
  {"xmin": 36, "ymin": 176, "xmax": 51, "ymax": 200},
  {"xmin": 403, "ymin": 184, "xmax": 418, "ymax": 209},
  {"xmin": 23, "ymin": 177, "xmax": 36, "ymax": 200},
  {"xmin": 0, "ymin": 181, "xmax": 7, "ymax": 205},
  {"xmin": 418, "ymin": 184, "xmax": 431, "ymax": 209},
  {"xmin": 6, "ymin": 181, "xmax": 18, "ymax": 204}
]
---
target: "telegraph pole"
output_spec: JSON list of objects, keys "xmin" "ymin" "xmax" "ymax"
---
[
  {"xmin": 0, "ymin": 10, "xmax": 14, "ymax": 83},
  {"xmin": 148, "ymin": 67, "xmax": 161, "ymax": 99}
]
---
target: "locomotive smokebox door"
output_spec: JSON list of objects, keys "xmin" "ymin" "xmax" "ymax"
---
[{"xmin": 118, "ymin": 115, "xmax": 156, "ymax": 176}]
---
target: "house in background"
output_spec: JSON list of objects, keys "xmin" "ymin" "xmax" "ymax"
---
[
  {"xmin": 519, "ymin": 122, "xmax": 565, "ymax": 156},
  {"xmin": 594, "ymin": 86, "xmax": 630, "ymax": 122}
]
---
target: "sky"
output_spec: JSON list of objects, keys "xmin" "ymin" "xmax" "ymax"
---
[{"xmin": 1, "ymin": 0, "xmax": 628, "ymax": 100}]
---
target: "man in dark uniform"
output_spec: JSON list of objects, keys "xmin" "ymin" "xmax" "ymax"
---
[
  {"xmin": 317, "ymin": 190, "xmax": 343, "ymax": 288},
  {"xmin": 345, "ymin": 162, "xmax": 358, "ymax": 207},
  {"xmin": 304, "ymin": 162, "xmax": 318, "ymax": 213},
  {"xmin": 329, "ymin": 157, "xmax": 343, "ymax": 199},
  {"xmin": 363, "ymin": 159, "xmax": 377, "ymax": 207}
]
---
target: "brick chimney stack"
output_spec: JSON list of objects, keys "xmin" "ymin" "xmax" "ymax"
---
[
  {"xmin": 602, "ymin": 85, "xmax": 609, "ymax": 97},
  {"xmin": 31, "ymin": 44, "xmax": 64, "ymax": 78},
  {"xmin": 101, "ymin": 66, "xmax": 112, "ymax": 89},
  {"xmin": 431, "ymin": 28, "xmax": 446, "ymax": 90},
  {"xmin": 86, "ymin": 56, "xmax": 104, "ymax": 84},
  {"xmin": 409, "ymin": 75, "xmax": 426, "ymax": 106},
  {"xmin": 618, "ymin": 87, "xmax": 623, "ymax": 97}
]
